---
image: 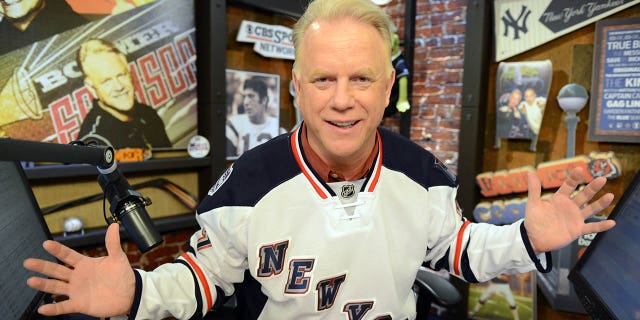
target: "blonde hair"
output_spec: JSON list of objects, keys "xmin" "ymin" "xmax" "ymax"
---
[
  {"xmin": 292, "ymin": 0, "xmax": 394, "ymax": 73},
  {"xmin": 77, "ymin": 38, "xmax": 126, "ymax": 74}
]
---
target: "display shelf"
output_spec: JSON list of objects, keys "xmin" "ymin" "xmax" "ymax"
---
[
  {"xmin": 54, "ymin": 214, "xmax": 198, "ymax": 249},
  {"xmin": 24, "ymin": 156, "xmax": 211, "ymax": 180}
]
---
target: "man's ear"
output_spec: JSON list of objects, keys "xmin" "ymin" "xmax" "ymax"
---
[
  {"xmin": 384, "ymin": 68, "xmax": 396, "ymax": 106},
  {"xmin": 84, "ymin": 78, "xmax": 97, "ymax": 98},
  {"xmin": 292, "ymin": 70, "xmax": 301, "ymax": 104}
]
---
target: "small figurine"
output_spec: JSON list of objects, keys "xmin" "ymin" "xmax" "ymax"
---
[{"xmin": 384, "ymin": 33, "xmax": 411, "ymax": 117}]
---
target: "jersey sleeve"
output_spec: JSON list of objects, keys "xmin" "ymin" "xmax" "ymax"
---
[
  {"xmin": 423, "ymin": 186, "xmax": 551, "ymax": 283},
  {"xmin": 125, "ymin": 155, "xmax": 269, "ymax": 319},
  {"xmin": 126, "ymin": 208, "xmax": 251, "ymax": 319}
]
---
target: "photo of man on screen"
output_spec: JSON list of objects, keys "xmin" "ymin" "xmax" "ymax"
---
[{"xmin": 76, "ymin": 38, "xmax": 171, "ymax": 149}]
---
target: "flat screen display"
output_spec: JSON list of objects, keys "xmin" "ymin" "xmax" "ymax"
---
[
  {"xmin": 569, "ymin": 170, "xmax": 640, "ymax": 320},
  {"xmin": 0, "ymin": 161, "xmax": 55, "ymax": 319}
]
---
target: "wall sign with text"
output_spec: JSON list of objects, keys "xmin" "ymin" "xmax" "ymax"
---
[
  {"xmin": 236, "ymin": 20, "xmax": 294, "ymax": 60},
  {"xmin": 494, "ymin": 0, "xmax": 640, "ymax": 62},
  {"xmin": 588, "ymin": 17, "xmax": 640, "ymax": 143}
]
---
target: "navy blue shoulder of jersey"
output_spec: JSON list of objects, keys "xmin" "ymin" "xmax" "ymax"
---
[
  {"xmin": 197, "ymin": 132, "xmax": 301, "ymax": 212},
  {"xmin": 378, "ymin": 127, "xmax": 458, "ymax": 190}
]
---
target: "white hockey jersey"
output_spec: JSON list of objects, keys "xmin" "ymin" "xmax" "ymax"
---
[
  {"xmin": 226, "ymin": 114, "xmax": 281, "ymax": 157},
  {"xmin": 129, "ymin": 125, "xmax": 550, "ymax": 320}
]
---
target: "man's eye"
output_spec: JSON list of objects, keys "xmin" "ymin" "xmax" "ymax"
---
[
  {"xmin": 312, "ymin": 77, "xmax": 332, "ymax": 89},
  {"xmin": 352, "ymin": 76, "xmax": 372, "ymax": 87}
]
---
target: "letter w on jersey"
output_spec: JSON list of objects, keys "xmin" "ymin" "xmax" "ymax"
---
[
  {"xmin": 257, "ymin": 240, "xmax": 289, "ymax": 277},
  {"xmin": 316, "ymin": 274, "xmax": 346, "ymax": 311}
]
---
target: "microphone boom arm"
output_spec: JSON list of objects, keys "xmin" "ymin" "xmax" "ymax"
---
[
  {"xmin": 0, "ymin": 137, "xmax": 114, "ymax": 169},
  {"xmin": 0, "ymin": 138, "xmax": 163, "ymax": 252}
]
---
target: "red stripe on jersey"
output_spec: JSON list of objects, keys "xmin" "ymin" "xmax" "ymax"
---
[
  {"xmin": 197, "ymin": 229, "xmax": 207, "ymax": 241},
  {"xmin": 290, "ymin": 128, "xmax": 329, "ymax": 199},
  {"xmin": 181, "ymin": 252, "xmax": 213, "ymax": 311},
  {"xmin": 366, "ymin": 131, "xmax": 383, "ymax": 192},
  {"xmin": 453, "ymin": 220, "xmax": 471, "ymax": 277}
]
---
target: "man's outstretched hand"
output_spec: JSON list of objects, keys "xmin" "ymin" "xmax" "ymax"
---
[
  {"xmin": 23, "ymin": 223, "xmax": 135, "ymax": 317},
  {"xmin": 524, "ymin": 167, "xmax": 616, "ymax": 253}
]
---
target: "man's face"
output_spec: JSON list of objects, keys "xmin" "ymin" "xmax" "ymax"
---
[
  {"xmin": 83, "ymin": 52, "xmax": 135, "ymax": 114},
  {"xmin": 508, "ymin": 90, "xmax": 522, "ymax": 108},
  {"xmin": 242, "ymin": 87, "xmax": 266, "ymax": 119},
  {"xmin": 1, "ymin": 0, "xmax": 42, "ymax": 19},
  {"xmin": 292, "ymin": 17, "xmax": 394, "ymax": 164},
  {"xmin": 525, "ymin": 89, "xmax": 536, "ymax": 105}
]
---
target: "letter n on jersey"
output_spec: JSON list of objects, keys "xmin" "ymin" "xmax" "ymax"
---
[{"xmin": 257, "ymin": 240, "xmax": 289, "ymax": 277}]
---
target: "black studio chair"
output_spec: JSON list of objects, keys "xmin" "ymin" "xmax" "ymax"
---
[{"xmin": 413, "ymin": 266, "xmax": 463, "ymax": 320}]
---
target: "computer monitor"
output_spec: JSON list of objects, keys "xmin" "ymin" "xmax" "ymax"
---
[
  {"xmin": 0, "ymin": 161, "xmax": 56, "ymax": 319},
  {"xmin": 569, "ymin": 170, "xmax": 640, "ymax": 320}
]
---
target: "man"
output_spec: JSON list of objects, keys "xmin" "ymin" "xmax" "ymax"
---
[
  {"xmin": 496, "ymin": 88, "xmax": 531, "ymax": 139},
  {"xmin": 226, "ymin": 77, "xmax": 283, "ymax": 158},
  {"xmin": 469, "ymin": 274, "xmax": 520, "ymax": 320},
  {"xmin": 518, "ymin": 88, "xmax": 546, "ymax": 136},
  {"xmin": 0, "ymin": 0, "xmax": 87, "ymax": 55},
  {"xmin": 24, "ymin": 0, "xmax": 615, "ymax": 319},
  {"xmin": 76, "ymin": 38, "xmax": 171, "ymax": 149}
]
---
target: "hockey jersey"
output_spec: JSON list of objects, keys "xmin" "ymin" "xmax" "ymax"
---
[
  {"xmin": 128, "ymin": 125, "xmax": 550, "ymax": 319},
  {"xmin": 226, "ymin": 114, "xmax": 281, "ymax": 158}
]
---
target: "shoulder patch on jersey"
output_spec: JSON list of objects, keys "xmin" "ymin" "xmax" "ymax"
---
[
  {"xmin": 208, "ymin": 165, "xmax": 233, "ymax": 196},
  {"xmin": 434, "ymin": 158, "xmax": 456, "ymax": 185},
  {"xmin": 196, "ymin": 229, "xmax": 212, "ymax": 251}
]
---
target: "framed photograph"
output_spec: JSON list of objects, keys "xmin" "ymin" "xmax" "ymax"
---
[
  {"xmin": 0, "ymin": 0, "xmax": 198, "ymax": 152},
  {"xmin": 226, "ymin": 69, "xmax": 283, "ymax": 160},
  {"xmin": 588, "ymin": 17, "xmax": 640, "ymax": 143},
  {"xmin": 468, "ymin": 272, "xmax": 537, "ymax": 320},
  {"xmin": 494, "ymin": 60, "xmax": 553, "ymax": 152}
]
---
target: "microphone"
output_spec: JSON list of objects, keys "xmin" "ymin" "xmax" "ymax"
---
[
  {"xmin": 97, "ymin": 159, "xmax": 163, "ymax": 253},
  {"xmin": 0, "ymin": 137, "xmax": 163, "ymax": 252}
]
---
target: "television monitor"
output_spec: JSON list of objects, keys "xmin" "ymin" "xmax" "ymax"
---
[
  {"xmin": 0, "ymin": 161, "xmax": 56, "ymax": 319},
  {"xmin": 569, "ymin": 170, "xmax": 640, "ymax": 320}
]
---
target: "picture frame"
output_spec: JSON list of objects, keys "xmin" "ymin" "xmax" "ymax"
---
[
  {"xmin": 225, "ymin": 69, "xmax": 283, "ymax": 160},
  {"xmin": 0, "ymin": 0, "xmax": 198, "ymax": 152},
  {"xmin": 588, "ymin": 17, "xmax": 640, "ymax": 143},
  {"xmin": 0, "ymin": 0, "xmax": 229, "ymax": 248},
  {"xmin": 494, "ymin": 60, "xmax": 553, "ymax": 152},
  {"xmin": 468, "ymin": 272, "xmax": 537, "ymax": 320}
]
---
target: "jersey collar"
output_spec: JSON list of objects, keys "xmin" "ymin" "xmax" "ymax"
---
[{"xmin": 290, "ymin": 124, "xmax": 383, "ymax": 199}]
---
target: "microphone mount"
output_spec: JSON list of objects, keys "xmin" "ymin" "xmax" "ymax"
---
[{"xmin": 0, "ymin": 138, "xmax": 163, "ymax": 253}]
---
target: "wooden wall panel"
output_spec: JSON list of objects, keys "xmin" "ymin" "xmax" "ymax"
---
[
  {"xmin": 483, "ymin": 5, "xmax": 640, "ymax": 216},
  {"xmin": 226, "ymin": 4, "xmax": 297, "ymax": 132}
]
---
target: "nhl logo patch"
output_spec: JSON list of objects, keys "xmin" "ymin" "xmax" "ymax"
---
[{"xmin": 341, "ymin": 184, "xmax": 355, "ymax": 198}]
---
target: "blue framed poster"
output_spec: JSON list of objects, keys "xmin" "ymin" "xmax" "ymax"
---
[{"xmin": 588, "ymin": 17, "xmax": 640, "ymax": 143}]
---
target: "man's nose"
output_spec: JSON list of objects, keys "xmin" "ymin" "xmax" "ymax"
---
[
  {"xmin": 332, "ymin": 80, "xmax": 354, "ymax": 109},
  {"xmin": 114, "ymin": 78, "xmax": 127, "ymax": 90}
]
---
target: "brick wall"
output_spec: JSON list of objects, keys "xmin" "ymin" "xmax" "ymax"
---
[
  {"xmin": 81, "ymin": 0, "xmax": 468, "ymax": 270},
  {"xmin": 382, "ymin": 0, "xmax": 467, "ymax": 174},
  {"xmin": 80, "ymin": 228, "xmax": 196, "ymax": 271}
]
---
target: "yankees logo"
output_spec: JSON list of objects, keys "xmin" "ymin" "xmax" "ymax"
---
[{"xmin": 502, "ymin": 5, "xmax": 531, "ymax": 40}]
